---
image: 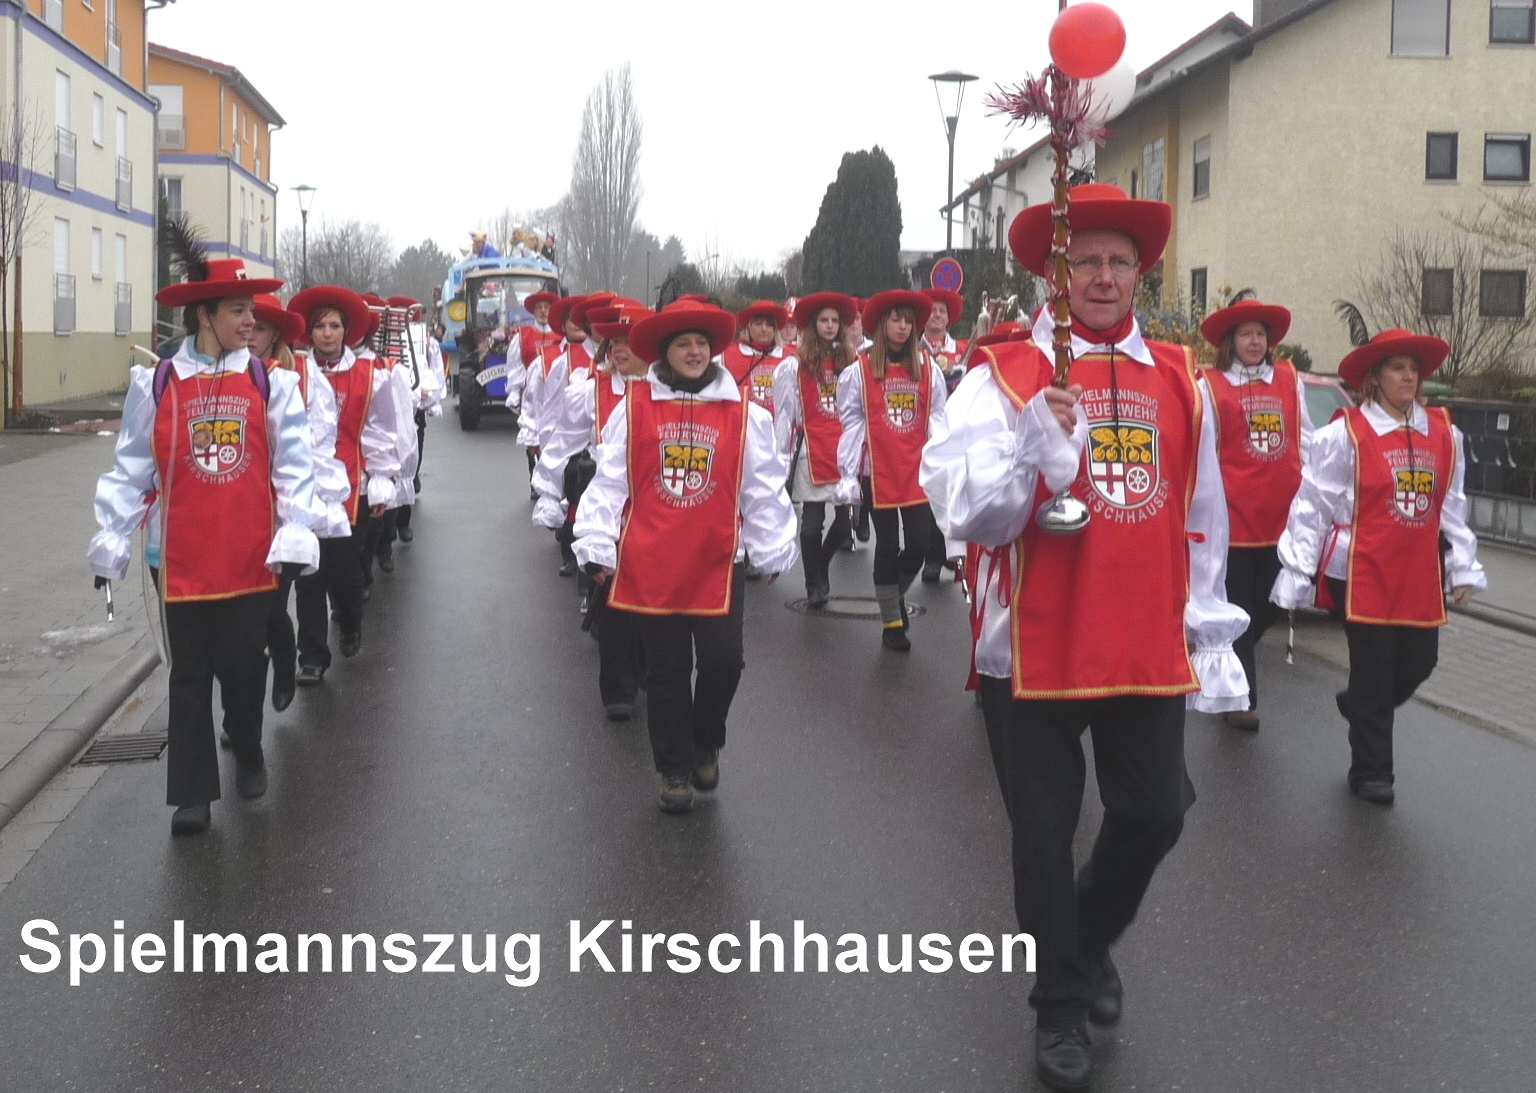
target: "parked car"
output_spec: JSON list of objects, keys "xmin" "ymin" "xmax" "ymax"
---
[{"xmin": 1300, "ymin": 372, "xmax": 1355, "ymax": 428}]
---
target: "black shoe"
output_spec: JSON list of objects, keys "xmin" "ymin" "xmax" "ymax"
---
[
  {"xmin": 1085, "ymin": 950, "xmax": 1123, "ymax": 1026},
  {"xmin": 235, "ymin": 761, "xmax": 268, "ymax": 799},
  {"xmin": 340, "ymin": 631, "xmax": 362, "ymax": 658},
  {"xmin": 900, "ymin": 595, "xmax": 911, "ymax": 631},
  {"xmin": 807, "ymin": 585, "xmax": 829, "ymax": 609},
  {"xmin": 659, "ymin": 773, "xmax": 694, "ymax": 814},
  {"xmin": 692, "ymin": 749, "xmax": 719, "ymax": 792},
  {"xmin": 744, "ymin": 563, "xmax": 763, "ymax": 582},
  {"xmin": 1035, "ymin": 1026, "xmax": 1092, "ymax": 1093},
  {"xmin": 219, "ymin": 729, "xmax": 232, "ymax": 749},
  {"xmin": 397, "ymin": 525, "xmax": 414, "ymax": 543},
  {"xmin": 1224, "ymin": 709, "xmax": 1260, "ymax": 732},
  {"xmin": 171, "ymin": 803, "xmax": 211, "ymax": 835},
  {"xmin": 921, "ymin": 560, "xmax": 942, "ymax": 583},
  {"xmin": 605, "ymin": 702, "xmax": 634, "ymax": 722},
  {"xmin": 296, "ymin": 663, "xmax": 325, "ymax": 686},
  {"xmin": 1335, "ymin": 689, "xmax": 1350, "ymax": 721},
  {"xmin": 1352, "ymin": 778, "xmax": 1395, "ymax": 805},
  {"xmin": 559, "ymin": 558, "xmax": 578, "ymax": 577},
  {"xmin": 271, "ymin": 669, "xmax": 296, "ymax": 712},
  {"xmin": 378, "ymin": 552, "xmax": 395, "ymax": 574},
  {"xmin": 529, "ymin": 487, "xmax": 539, "ymax": 502},
  {"xmin": 882, "ymin": 625, "xmax": 911, "ymax": 652}
]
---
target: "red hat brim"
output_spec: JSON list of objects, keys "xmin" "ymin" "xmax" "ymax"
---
[
  {"xmin": 792, "ymin": 292, "xmax": 858, "ymax": 328},
  {"xmin": 737, "ymin": 300, "xmax": 789, "ymax": 328},
  {"xmin": 253, "ymin": 294, "xmax": 306, "ymax": 345},
  {"xmin": 287, "ymin": 285, "xmax": 372, "ymax": 346},
  {"xmin": 975, "ymin": 321, "xmax": 1024, "ymax": 348},
  {"xmin": 1200, "ymin": 300, "xmax": 1292, "ymax": 348},
  {"xmin": 571, "ymin": 293, "xmax": 617, "ymax": 330},
  {"xmin": 861, "ymin": 289, "xmax": 932, "ymax": 333},
  {"xmin": 922, "ymin": 288, "xmax": 965, "ymax": 328},
  {"xmin": 1338, "ymin": 329, "xmax": 1450, "ymax": 389},
  {"xmin": 157, "ymin": 274, "xmax": 285, "ymax": 308},
  {"xmin": 629, "ymin": 305, "xmax": 738, "ymax": 365},
  {"xmin": 524, "ymin": 291, "xmax": 559, "ymax": 311},
  {"xmin": 592, "ymin": 306, "xmax": 654, "ymax": 342},
  {"xmin": 549, "ymin": 295, "xmax": 587, "ymax": 332},
  {"xmin": 1008, "ymin": 184, "xmax": 1172, "ymax": 279}
]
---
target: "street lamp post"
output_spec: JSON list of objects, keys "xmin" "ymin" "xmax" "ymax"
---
[
  {"xmin": 291, "ymin": 184, "xmax": 317, "ymax": 289},
  {"xmin": 928, "ymin": 70, "xmax": 978, "ymax": 253}
]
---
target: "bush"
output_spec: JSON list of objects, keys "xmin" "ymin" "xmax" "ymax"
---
[{"xmin": 1275, "ymin": 343, "xmax": 1312, "ymax": 372}]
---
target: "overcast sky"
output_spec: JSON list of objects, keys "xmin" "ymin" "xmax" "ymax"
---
[{"xmin": 151, "ymin": 0, "xmax": 1255, "ymax": 271}]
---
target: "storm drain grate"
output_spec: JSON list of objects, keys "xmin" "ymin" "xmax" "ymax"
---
[
  {"xmin": 784, "ymin": 596, "xmax": 929, "ymax": 622},
  {"xmin": 77, "ymin": 731, "xmax": 168, "ymax": 764}
]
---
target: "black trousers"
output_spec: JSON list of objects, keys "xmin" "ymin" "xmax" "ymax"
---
[
  {"xmin": 867, "ymin": 493, "xmax": 933, "ymax": 586},
  {"xmin": 799, "ymin": 501, "xmax": 851, "ymax": 593},
  {"xmin": 164, "ymin": 592, "xmax": 273, "ymax": 806},
  {"xmin": 1226, "ymin": 546, "xmax": 1284, "ymax": 710},
  {"xmin": 296, "ymin": 531, "xmax": 364, "ymax": 668},
  {"xmin": 396, "ymin": 410, "xmax": 428, "ymax": 532},
  {"xmin": 1328, "ymin": 579, "xmax": 1440, "ymax": 787},
  {"xmin": 979, "ymin": 678, "xmax": 1193, "ymax": 1030},
  {"xmin": 594, "ymin": 589, "xmax": 645, "ymax": 707},
  {"xmin": 266, "ymin": 573, "xmax": 296, "ymax": 688},
  {"xmin": 360, "ymin": 507, "xmax": 394, "ymax": 573},
  {"xmin": 638, "ymin": 566, "xmax": 746, "ymax": 775}
]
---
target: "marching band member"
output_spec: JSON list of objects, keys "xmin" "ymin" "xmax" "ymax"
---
[
  {"xmin": 921, "ymin": 184, "xmax": 1248, "ymax": 1091},
  {"xmin": 536, "ymin": 302, "xmax": 654, "ymax": 719},
  {"xmin": 1200, "ymin": 297, "xmax": 1312, "ymax": 731},
  {"xmin": 919, "ymin": 287, "xmax": 968, "ymax": 582},
  {"xmin": 835, "ymin": 290, "xmax": 947, "ymax": 651},
  {"xmin": 1272, "ymin": 328, "xmax": 1485, "ymax": 804},
  {"xmin": 778, "ymin": 296, "xmax": 800, "ymax": 350},
  {"xmin": 286, "ymin": 286, "xmax": 403, "ymax": 684},
  {"xmin": 388, "ymin": 297, "xmax": 446, "ymax": 545},
  {"xmin": 518, "ymin": 294, "xmax": 587, "ymax": 504},
  {"xmin": 89, "ymin": 255, "xmax": 322, "ymax": 835},
  {"xmin": 250, "ymin": 294, "xmax": 349, "ymax": 713},
  {"xmin": 574, "ymin": 301, "xmax": 797, "ymax": 814},
  {"xmin": 772, "ymin": 292, "xmax": 858, "ymax": 608},
  {"xmin": 539, "ymin": 293, "xmax": 615, "ymax": 575},
  {"xmin": 504, "ymin": 290, "xmax": 561, "ymax": 425},
  {"xmin": 723, "ymin": 300, "xmax": 790, "ymax": 414},
  {"xmin": 355, "ymin": 295, "xmax": 420, "ymax": 580}
]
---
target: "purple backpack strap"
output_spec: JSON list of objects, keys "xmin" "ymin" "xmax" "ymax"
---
[
  {"xmin": 247, "ymin": 357, "xmax": 271, "ymax": 404},
  {"xmin": 151, "ymin": 359, "xmax": 176, "ymax": 404}
]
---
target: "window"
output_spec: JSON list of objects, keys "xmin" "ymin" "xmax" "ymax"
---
[
  {"xmin": 1426, "ymin": 132, "xmax": 1459, "ymax": 179},
  {"xmin": 114, "ymin": 108, "xmax": 126, "ymax": 157},
  {"xmin": 1480, "ymin": 269, "xmax": 1528, "ymax": 317},
  {"xmin": 1492, "ymin": 0, "xmax": 1536, "ymax": 43},
  {"xmin": 91, "ymin": 94, "xmax": 103, "ymax": 146},
  {"xmin": 1192, "ymin": 137, "xmax": 1212, "ymax": 199},
  {"xmin": 54, "ymin": 218, "xmax": 70, "ymax": 276},
  {"xmin": 1485, "ymin": 134, "xmax": 1532, "ymax": 181},
  {"xmin": 1141, "ymin": 138, "xmax": 1166, "ymax": 202},
  {"xmin": 1392, "ymin": 0, "xmax": 1451, "ymax": 55},
  {"xmin": 160, "ymin": 176, "xmax": 182, "ymax": 217},
  {"xmin": 1422, "ymin": 267, "xmax": 1454, "ymax": 315},
  {"xmin": 1190, "ymin": 268, "xmax": 1209, "ymax": 320},
  {"xmin": 54, "ymin": 71, "xmax": 69, "ymax": 131},
  {"xmin": 90, "ymin": 228, "xmax": 102, "ymax": 279},
  {"xmin": 115, "ymin": 234, "xmax": 127, "ymax": 284}
]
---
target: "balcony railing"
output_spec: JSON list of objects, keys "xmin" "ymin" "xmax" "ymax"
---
[
  {"xmin": 54, "ymin": 127, "xmax": 76, "ymax": 191},
  {"xmin": 106, "ymin": 24, "xmax": 122, "ymax": 77},
  {"xmin": 115, "ymin": 157, "xmax": 132, "ymax": 212},
  {"xmin": 43, "ymin": 0, "xmax": 62, "ymax": 33},
  {"xmin": 156, "ymin": 114, "xmax": 185, "ymax": 151},
  {"xmin": 114, "ymin": 282, "xmax": 132, "ymax": 336},
  {"xmin": 54, "ymin": 274, "xmax": 76, "ymax": 336}
]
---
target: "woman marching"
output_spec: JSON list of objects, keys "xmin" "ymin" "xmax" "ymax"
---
[
  {"xmin": 89, "ymin": 254, "xmax": 324, "ymax": 835},
  {"xmin": 1199, "ymin": 297, "xmax": 1312, "ymax": 731},
  {"xmin": 834, "ymin": 290, "xmax": 948, "ymax": 651},
  {"xmin": 574, "ymin": 301, "xmax": 798, "ymax": 814},
  {"xmin": 285, "ymin": 286, "xmax": 403, "ymax": 684},
  {"xmin": 250, "ymin": 294, "xmax": 351, "ymax": 712},
  {"xmin": 772, "ymin": 292, "xmax": 858, "ymax": 608},
  {"xmin": 1272, "ymin": 327, "xmax": 1485, "ymax": 803}
]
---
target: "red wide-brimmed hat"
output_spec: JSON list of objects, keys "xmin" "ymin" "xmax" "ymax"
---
[
  {"xmin": 524, "ymin": 291, "xmax": 558, "ymax": 312},
  {"xmin": 549, "ymin": 295, "xmax": 587, "ymax": 331},
  {"xmin": 974, "ymin": 321, "xmax": 1024, "ymax": 348},
  {"xmin": 675, "ymin": 293, "xmax": 712, "ymax": 305},
  {"xmin": 793, "ymin": 292, "xmax": 858, "ymax": 328},
  {"xmin": 571, "ymin": 292, "xmax": 618, "ymax": 330},
  {"xmin": 1009, "ymin": 183, "xmax": 1173, "ymax": 279},
  {"xmin": 387, "ymin": 295, "xmax": 423, "ymax": 319},
  {"xmin": 1338, "ymin": 329, "xmax": 1450, "ymax": 389},
  {"xmin": 253, "ymin": 293, "xmax": 305, "ymax": 344},
  {"xmin": 1200, "ymin": 299, "xmax": 1292, "ymax": 348},
  {"xmin": 737, "ymin": 300, "xmax": 789, "ymax": 328},
  {"xmin": 862, "ymin": 289, "xmax": 932, "ymax": 332},
  {"xmin": 288, "ymin": 285, "xmax": 372, "ymax": 345},
  {"xmin": 629, "ymin": 303, "xmax": 737, "ymax": 364},
  {"xmin": 156, "ymin": 257, "xmax": 283, "ymax": 308},
  {"xmin": 591, "ymin": 304, "xmax": 654, "ymax": 342},
  {"xmin": 922, "ymin": 288, "xmax": 964, "ymax": 327}
]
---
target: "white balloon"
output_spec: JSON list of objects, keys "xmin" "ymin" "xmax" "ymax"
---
[{"xmin": 1083, "ymin": 57, "xmax": 1137, "ymax": 125}]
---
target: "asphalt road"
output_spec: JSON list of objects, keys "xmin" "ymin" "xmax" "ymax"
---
[{"xmin": 1, "ymin": 409, "xmax": 1533, "ymax": 1092}]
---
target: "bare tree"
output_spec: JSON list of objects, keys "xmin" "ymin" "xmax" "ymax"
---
[
  {"xmin": 305, "ymin": 218, "xmax": 396, "ymax": 293},
  {"xmin": 1447, "ymin": 189, "xmax": 1536, "ymax": 265},
  {"xmin": 1354, "ymin": 228, "xmax": 1535, "ymax": 384},
  {"xmin": 561, "ymin": 65, "xmax": 642, "ymax": 291},
  {"xmin": 0, "ymin": 104, "xmax": 49, "ymax": 423}
]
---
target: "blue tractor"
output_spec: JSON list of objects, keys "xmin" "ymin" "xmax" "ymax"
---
[{"xmin": 440, "ymin": 255, "xmax": 560, "ymax": 431}]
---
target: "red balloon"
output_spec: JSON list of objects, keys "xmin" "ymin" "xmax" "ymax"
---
[{"xmin": 1048, "ymin": 3, "xmax": 1127, "ymax": 81}]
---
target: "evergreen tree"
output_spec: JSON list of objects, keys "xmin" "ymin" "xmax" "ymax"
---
[
  {"xmin": 801, "ymin": 147, "xmax": 904, "ymax": 296},
  {"xmin": 386, "ymin": 238, "xmax": 453, "ymax": 309}
]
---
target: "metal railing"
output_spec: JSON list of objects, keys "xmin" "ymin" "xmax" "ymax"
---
[
  {"xmin": 53, "ymin": 274, "xmax": 76, "ymax": 336},
  {"xmin": 54, "ymin": 127, "xmax": 76, "ymax": 191},
  {"xmin": 106, "ymin": 24, "xmax": 122, "ymax": 77},
  {"xmin": 156, "ymin": 114, "xmax": 185, "ymax": 151},
  {"xmin": 114, "ymin": 282, "xmax": 132, "ymax": 336},
  {"xmin": 115, "ymin": 157, "xmax": 132, "ymax": 212},
  {"xmin": 43, "ymin": 0, "xmax": 62, "ymax": 32}
]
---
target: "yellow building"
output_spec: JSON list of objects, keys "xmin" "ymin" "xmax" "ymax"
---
[
  {"xmin": 1095, "ymin": 0, "xmax": 1536, "ymax": 374},
  {"xmin": 1, "ymin": 0, "xmax": 160, "ymax": 416}
]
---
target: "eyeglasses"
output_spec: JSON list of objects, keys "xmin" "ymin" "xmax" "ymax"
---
[{"xmin": 1067, "ymin": 256, "xmax": 1140, "ymax": 277}]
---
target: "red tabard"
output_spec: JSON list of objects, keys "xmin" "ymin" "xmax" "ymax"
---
[
  {"xmin": 1343, "ymin": 407, "xmax": 1454, "ymax": 627},
  {"xmin": 519, "ymin": 325, "xmax": 562, "ymax": 366},
  {"xmin": 989, "ymin": 338, "xmax": 1203, "ymax": 699},
  {"xmin": 861, "ymin": 354, "xmax": 932, "ymax": 508},
  {"xmin": 722, "ymin": 343, "xmax": 779, "ymax": 412},
  {"xmin": 552, "ymin": 342, "xmax": 591, "ymax": 380},
  {"xmin": 594, "ymin": 372, "xmax": 626, "ymax": 436},
  {"xmin": 797, "ymin": 363, "xmax": 843, "ymax": 486},
  {"xmin": 152, "ymin": 368, "xmax": 279, "ymax": 603},
  {"xmin": 609, "ymin": 385, "xmax": 749, "ymax": 616},
  {"xmin": 322, "ymin": 362, "xmax": 374, "ymax": 523},
  {"xmin": 1206, "ymin": 360, "xmax": 1304, "ymax": 547},
  {"xmin": 270, "ymin": 354, "xmax": 309, "ymax": 406}
]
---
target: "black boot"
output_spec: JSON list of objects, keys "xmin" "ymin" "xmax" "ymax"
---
[
  {"xmin": 1035, "ymin": 1027, "xmax": 1092, "ymax": 1093},
  {"xmin": 800, "ymin": 528, "xmax": 828, "ymax": 607},
  {"xmin": 1085, "ymin": 950, "xmax": 1123, "ymax": 1026},
  {"xmin": 271, "ymin": 660, "xmax": 296, "ymax": 712}
]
